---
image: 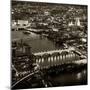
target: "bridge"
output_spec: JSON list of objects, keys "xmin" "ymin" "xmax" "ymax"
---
[
  {"xmin": 12, "ymin": 47, "xmax": 87, "ymax": 88},
  {"xmin": 32, "ymin": 47, "xmax": 84, "ymax": 69},
  {"xmin": 33, "ymin": 47, "xmax": 75, "ymax": 56}
]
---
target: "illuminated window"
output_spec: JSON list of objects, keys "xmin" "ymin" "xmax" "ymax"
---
[
  {"xmin": 63, "ymin": 55, "xmax": 65, "ymax": 60},
  {"xmin": 57, "ymin": 56, "xmax": 59, "ymax": 60},
  {"xmin": 54, "ymin": 56, "xmax": 56, "ymax": 62},
  {"xmin": 39, "ymin": 59, "xmax": 41, "ymax": 63},
  {"xmin": 68, "ymin": 54, "xmax": 70, "ymax": 58},
  {"xmin": 60, "ymin": 55, "xmax": 62, "ymax": 60},
  {"xmin": 48, "ymin": 57, "xmax": 50, "ymax": 62},
  {"xmin": 42, "ymin": 58, "xmax": 44, "ymax": 63},
  {"xmin": 51, "ymin": 56, "xmax": 53, "ymax": 62},
  {"xmin": 36, "ymin": 59, "xmax": 38, "ymax": 63}
]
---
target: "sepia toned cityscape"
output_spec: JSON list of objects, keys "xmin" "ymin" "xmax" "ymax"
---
[{"xmin": 11, "ymin": 0, "xmax": 87, "ymax": 89}]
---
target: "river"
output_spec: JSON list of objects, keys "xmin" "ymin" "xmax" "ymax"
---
[
  {"xmin": 12, "ymin": 31, "xmax": 60, "ymax": 53},
  {"xmin": 12, "ymin": 31, "xmax": 87, "ymax": 88},
  {"xmin": 48, "ymin": 68, "xmax": 87, "ymax": 87}
]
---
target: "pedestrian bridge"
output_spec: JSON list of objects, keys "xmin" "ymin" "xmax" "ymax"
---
[{"xmin": 33, "ymin": 47, "xmax": 82, "ymax": 69}]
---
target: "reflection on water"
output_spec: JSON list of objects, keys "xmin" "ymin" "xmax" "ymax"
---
[
  {"xmin": 77, "ymin": 72, "xmax": 81, "ymax": 80},
  {"xmin": 83, "ymin": 70, "xmax": 86, "ymax": 74},
  {"xmin": 76, "ymin": 69, "xmax": 87, "ymax": 80},
  {"xmin": 49, "ymin": 69, "xmax": 87, "ymax": 86}
]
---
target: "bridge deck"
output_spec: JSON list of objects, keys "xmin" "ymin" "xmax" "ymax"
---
[{"xmin": 33, "ymin": 47, "xmax": 75, "ymax": 56}]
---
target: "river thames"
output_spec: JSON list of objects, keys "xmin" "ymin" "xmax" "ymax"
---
[
  {"xmin": 12, "ymin": 31, "xmax": 87, "ymax": 88},
  {"xmin": 12, "ymin": 31, "xmax": 62, "ymax": 53}
]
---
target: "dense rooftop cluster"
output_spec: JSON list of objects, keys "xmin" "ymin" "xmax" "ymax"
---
[{"xmin": 12, "ymin": 1, "xmax": 87, "ymax": 21}]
